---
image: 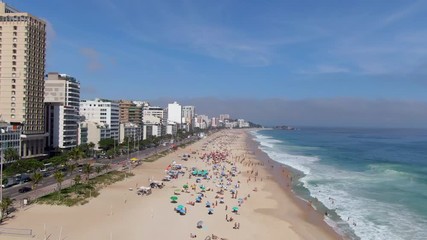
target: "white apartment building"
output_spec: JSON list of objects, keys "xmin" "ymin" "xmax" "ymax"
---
[
  {"xmin": 143, "ymin": 106, "xmax": 164, "ymax": 122},
  {"xmin": 45, "ymin": 73, "xmax": 80, "ymax": 150},
  {"xmin": 238, "ymin": 119, "xmax": 250, "ymax": 128},
  {"xmin": 142, "ymin": 115, "xmax": 162, "ymax": 140},
  {"xmin": 80, "ymin": 121, "xmax": 110, "ymax": 150},
  {"xmin": 80, "ymin": 99, "xmax": 119, "ymax": 141},
  {"xmin": 119, "ymin": 122, "xmax": 141, "ymax": 144},
  {"xmin": 0, "ymin": 3, "xmax": 48, "ymax": 158},
  {"xmin": 219, "ymin": 114, "xmax": 230, "ymax": 122},
  {"xmin": 195, "ymin": 115, "xmax": 210, "ymax": 129},
  {"xmin": 167, "ymin": 102, "xmax": 182, "ymax": 125}
]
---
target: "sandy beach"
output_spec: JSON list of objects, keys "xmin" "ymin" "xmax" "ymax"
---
[{"xmin": 0, "ymin": 129, "xmax": 342, "ymax": 240}]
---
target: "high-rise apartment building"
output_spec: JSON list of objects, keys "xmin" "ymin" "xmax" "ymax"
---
[
  {"xmin": 80, "ymin": 99, "xmax": 119, "ymax": 141},
  {"xmin": 119, "ymin": 100, "xmax": 142, "ymax": 125},
  {"xmin": 182, "ymin": 106, "xmax": 195, "ymax": 130},
  {"xmin": 44, "ymin": 73, "xmax": 80, "ymax": 150},
  {"xmin": 0, "ymin": 3, "xmax": 47, "ymax": 158},
  {"xmin": 167, "ymin": 101, "xmax": 182, "ymax": 125}
]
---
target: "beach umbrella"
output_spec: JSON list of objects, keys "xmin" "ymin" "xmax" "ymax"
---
[
  {"xmin": 197, "ymin": 221, "xmax": 203, "ymax": 228},
  {"xmin": 208, "ymin": 208, "xmax": 214, "ymax": 212},
  {"xmin": 200, "ymin": 185, "xmax": 206, "ymax": 190},
  {"xmin": 232, "ymin": 206, "xmax": 239, "ymax": 212},
  {"xmin": 177, "ymin": 205, "xmax": 184, "ymax": 210},
  {"xmin": 183, "ymin": 184, "xmax": 189, "ymax": 189},
  {"xmin": 170, "ymin": 196, "xmax": 178, "ymax": 202}
]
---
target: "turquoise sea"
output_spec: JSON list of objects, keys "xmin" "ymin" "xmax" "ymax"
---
[{"xmin": 251, "ymin": 128, "xmax": 427, "ymax": 240}]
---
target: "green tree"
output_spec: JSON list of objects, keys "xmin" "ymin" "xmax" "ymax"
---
[
  {"xmin": 54, "ymin": 171, "xmax": 64, "ymax": 193},
  {"xmin": 98, "ymin": 138, "xmax": 115, "ymax": 151},
  {"xmin": 4, "ymin": 148, "xmax": 19, "ymax": 163},
  {"xmin": 31, "ymin": 172, "xmax": 43, "ymax": 189},
  {"xmin": 83, "ymin": 164, "xmax": 92, "ymax": 182},
  {"xmin": 0, "ymin": 197, "xmax": 14, "ymax": 220},
  {"xmin": 73, "ymin": 175, "xmax": 81, "ymax": 193},
  {"xmin": 69, "ymin": 147, "xmax": 84, "ymax": 163},
  {"xmin": 68, "ymin": 163, "xmax": 77, "ymax": 176},
  {"xmin": 95, "ymin": 166, "xmax": 102, "ymax": 175},
  {"xmin": 88, "ymin": 142, "xmax": 95, "ymax": 157}
]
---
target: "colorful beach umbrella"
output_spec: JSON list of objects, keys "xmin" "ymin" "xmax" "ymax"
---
[
  {"xmin": 177, "ymin": 205, "xmax": 184, "ymax": 210},
  {"xmin": 183, "ymin": 184, "xmax": 189, "ymax": 189},
  {"xmin": 170, "ymin": 196, "xmax": 178, "ymax": 202},
  {"xmin": 232, "ymin": 206, "xmax": 239, "ymax": 212}
]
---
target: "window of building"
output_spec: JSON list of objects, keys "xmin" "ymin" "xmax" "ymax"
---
[
  {"xmin": 13, "ymin": 26, "xmax": 17, "ymax": 30},
  {"xmin": 11, "ymin": 108, "xmax": 15, "ymax": 113},
  {"xmin": 13, "ymin": 49, "xmax": 16, "ymax": 54},
  {"xmin": 11, "ymin": 84, "xmax": 16, "ymax": 89},
  {"xmin": 12, "ymin": 67, "xmax": 16, "ymax": 71},
  {"xmin": 13, "ymin": 38, "xmax": 16, "ymax": 42},
  {"xmin": 13, "ymin": 32, "xmax": 17, "ymax": 36},
  {"xmin": 12, "ymin": 73, "xmax": 16, "ymax": 77},
  {"xmin": 12, "ymin": 61, "xmax": 16, "ymax": 65},
  {"xmin": 13, "ymin": 43, "xmax": 17, "ymax": 48},
  {"xmin": 12, "ymin": 79, "xmax": 15, "ymax": 83},
  {"xmin": 12, "ymin": 55, "xmax": 16, "ymax": 60},
  {"xmin": 11, "ymin": 102, "xmax": 15, "ymax": 107},
  {"xmin": 11, "ymin": 91, "xmax": 15, "ymax": 95},
  {"xmin": 11, "ymin": 114, "xmax": 15, "ymax": 119}
]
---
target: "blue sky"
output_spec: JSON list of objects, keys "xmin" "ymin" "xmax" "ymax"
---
[{"xmin": 6, "ymin": 0, "xmax": 427, "ymax": 126}]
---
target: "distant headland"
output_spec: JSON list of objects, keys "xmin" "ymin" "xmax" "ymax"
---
[{"xmin": 273, "ymin": 125, "xmax": 297, "ymax": 130}]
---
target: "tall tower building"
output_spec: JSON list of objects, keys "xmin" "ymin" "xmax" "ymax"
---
[
  {"xmin": 0, "ymin": 3, "xmax": 47, "ymax": 158},
  {"xmin": 44, "ymin": 73, "xmax": 80, "ymax": 150},
  {"xmin": 182, "ymin": 105, "xmax": 195, "ymax": 130}
]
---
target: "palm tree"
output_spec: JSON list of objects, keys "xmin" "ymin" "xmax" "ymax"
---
[
  {"xmin": 32, "ymin": 172, "xmax": 43, "ymax": 189},
  {"xmin": 68, "ymin": 163, "xmax": 77, "ymax": 176},
  {"xmin": 83, "ymin": 164, "xmax": 92, "ymax": 182},
  {"xmin": 73, "ymin": 175, "xmax": 81, "ymax": 193},
  {"xmin": 54, "ymin": 171, "xmax": 64, "ymax": 193},
  {"xmin": 95, "ymin": 166, "xmax": 102, "ymax": 175},
  {"xmin": 69, "ymin": 147, "xmax": 84, "ymax": 163},
  {"xmin": 88, "ymin": 142, "xmax": 95, "ymax": 157},
  {"xmin": 0, "ymin": 197, "xmax": 14, "ymax": 220}
]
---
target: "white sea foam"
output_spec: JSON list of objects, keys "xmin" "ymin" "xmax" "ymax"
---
[
  {"xmin": 302, "ymin": 163, "xmax": 427, "ymax": 240},
  {"xmin": 251, "ymin": 130, "xmax": 427, "ymax": 240}
]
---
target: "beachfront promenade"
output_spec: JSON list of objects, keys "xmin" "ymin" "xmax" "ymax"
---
[{"xmin": 0, "ymin": 129, "xmax": 341, "ymax": 240}]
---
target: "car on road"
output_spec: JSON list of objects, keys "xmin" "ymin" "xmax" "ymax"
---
[{"xmin": 18, "ymin": 186, "xmax": 32, "ymax": 193}]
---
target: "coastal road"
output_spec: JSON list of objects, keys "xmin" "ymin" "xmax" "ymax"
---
[{"xmin": 2, "ymin": 136, "xmax": 199, "ymax": 202}]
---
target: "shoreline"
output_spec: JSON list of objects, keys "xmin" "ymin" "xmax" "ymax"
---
[
  {"xmin": 245, "ymin": 130, "xmax": 346, "ymax": 239},
  {"xmin": 244, "ymin": 130, "xmax": 345, "ymax": 240},
  {"xmin": 0, "ymin": 129, "xmax": 344, "ymax": 240}
]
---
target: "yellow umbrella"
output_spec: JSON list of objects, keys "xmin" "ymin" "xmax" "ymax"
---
[{"xmin": 130, "ymin": 157, "xmax": 139, "ymax": 161}]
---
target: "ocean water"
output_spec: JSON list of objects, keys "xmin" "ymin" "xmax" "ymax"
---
[{"xmin": 251, "ymin": 128, "xmax": 427, "ymax": 240}]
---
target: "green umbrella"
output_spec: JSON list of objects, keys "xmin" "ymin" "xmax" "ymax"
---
[
  {"xmin": 232, "ymin": 206, "xmax": 239, "ymax": 211},
  {"xmin": 200, "ymin": 185, "xmax": 206, "ymax": 190},
  {"xmin": 177, "ymin": 205, "xmax": 184, "ymax": 210},
  {"xmin": 170, "ymin": 196, "xmax": 178, "ymax": 202},
  {"xmin": 183, "ymin": 184, "xmax": 189, "ymax": 189}
]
